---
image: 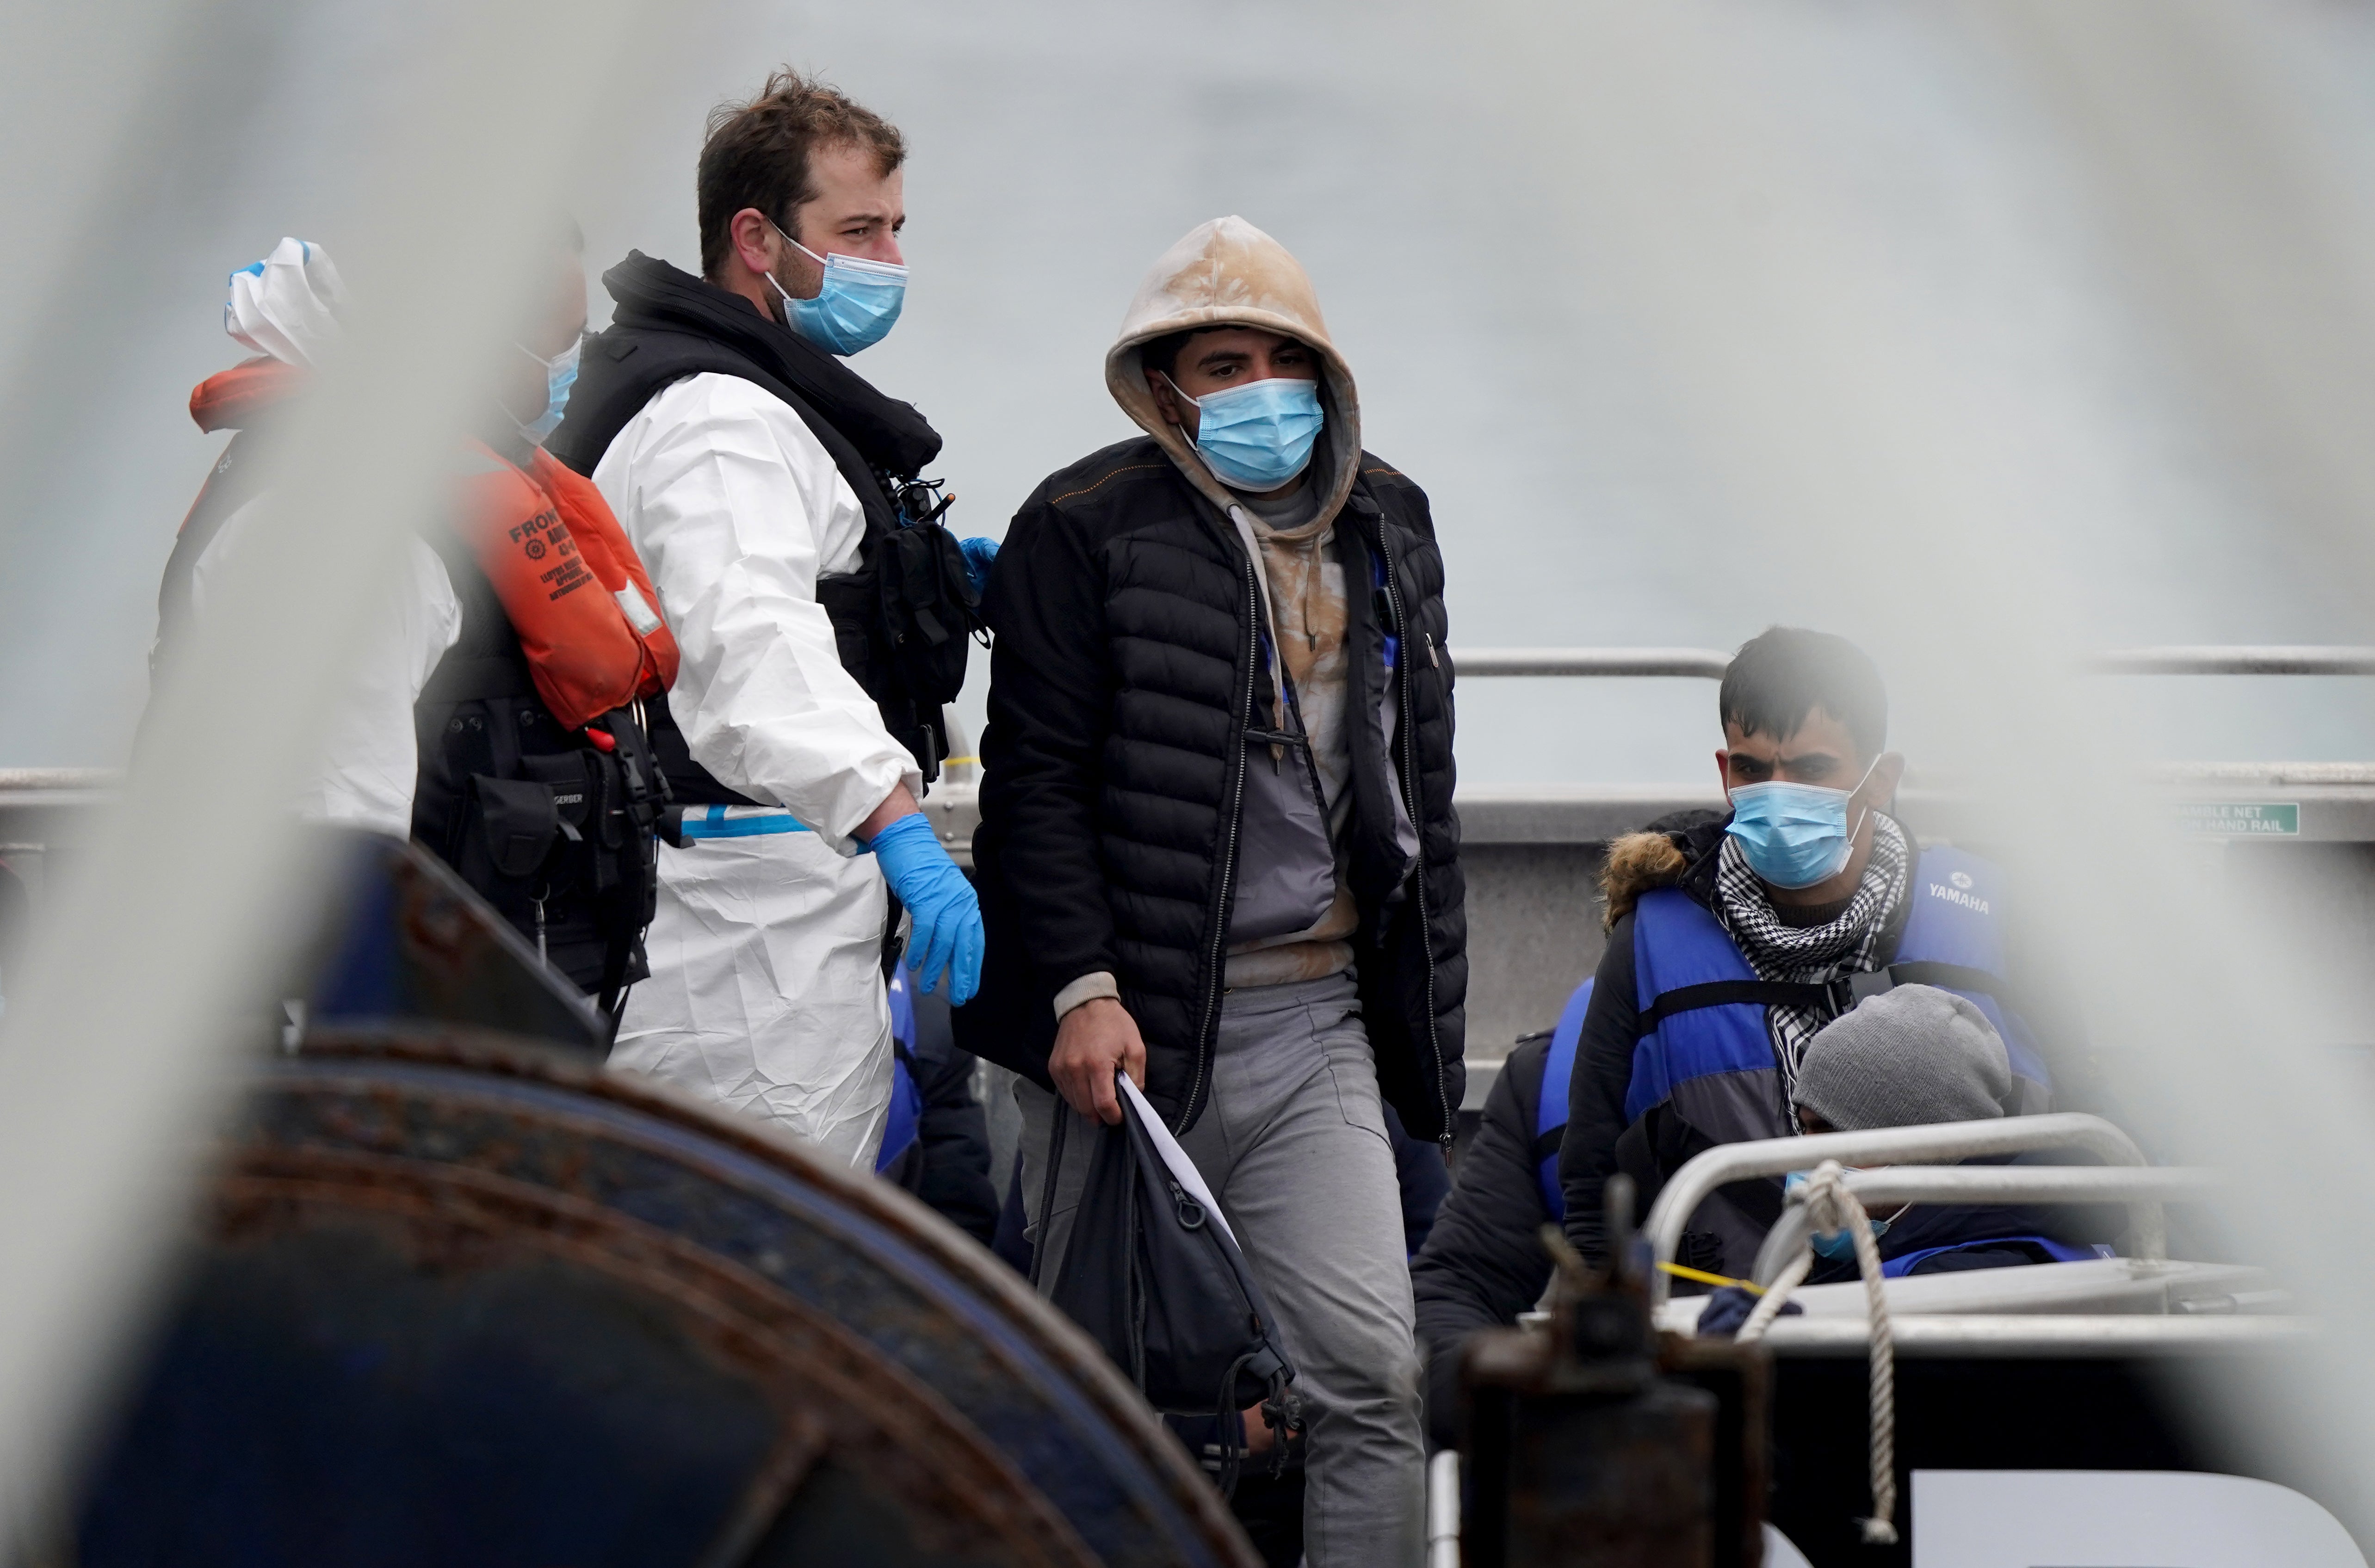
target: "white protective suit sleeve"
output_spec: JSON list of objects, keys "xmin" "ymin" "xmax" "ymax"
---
[
  {"xmin": 593, "ymin": 372, "xmax": 921, "ymax": 849},
  {"xmin": 190, "ymin": 504, "xmax": 463, "ymax": 837}
]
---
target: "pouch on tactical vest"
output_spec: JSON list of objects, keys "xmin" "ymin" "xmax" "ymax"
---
[
  {"xmin": 421, "ymin": 694, "xmax": 667, "ymax": 1015},
  {"xmin": 813, "ymin": 478, "xmax": 983, "ymax": 778},
  {"xmin": 876, "ymin": 495, "xmax": 982, "ymax": 710}
]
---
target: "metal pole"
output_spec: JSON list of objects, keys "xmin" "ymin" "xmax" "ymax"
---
[{"xmin": 2086, "ymin": 647, "xmax": 2375, "ymax": 676}]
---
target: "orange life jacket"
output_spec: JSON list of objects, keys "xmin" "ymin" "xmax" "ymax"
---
[
  {"xmin": 452, "ymin": 442, "xmax": 680, "ymax": 730},
  {"xmin": 189, "ymin": 356, "xmax": 304, "ymax": 434},
  {"xmin": 171, "ymin": 358, "xmax": 679, "ymax": 730}
]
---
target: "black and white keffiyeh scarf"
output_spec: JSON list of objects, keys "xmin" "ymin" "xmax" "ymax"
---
[{"xmin": 1709, "ymin": 814, "xmax": 1912, "ymax": 1098}]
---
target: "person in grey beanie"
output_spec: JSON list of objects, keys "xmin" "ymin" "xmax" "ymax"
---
[
  {"xmin": 1791, "ymin": 985, "xmax": 2010, "ymax": 1135},
  {"xmin": 1777, "ymin": 982, "xmax": 2114, "ymax": 1282}
]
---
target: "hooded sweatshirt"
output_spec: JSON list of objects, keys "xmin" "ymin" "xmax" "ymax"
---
[{"xmin": 1104, "ymin": 216, "xmax": 1372, "ymax": 989}]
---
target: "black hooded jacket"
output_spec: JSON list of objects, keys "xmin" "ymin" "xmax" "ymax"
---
[{"xmin": 955, "ymin": 440, "xmax": 1467, "ymax": 1140}]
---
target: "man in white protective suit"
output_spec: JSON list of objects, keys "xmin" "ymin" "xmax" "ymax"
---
[{"xmin": 548, "ymin": 70, "xmax": 989, "ymax": 1170}]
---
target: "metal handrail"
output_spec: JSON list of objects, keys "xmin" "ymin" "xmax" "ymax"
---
[
  {"xmin": 0, "ymin": 768, "xmax": 118, "ymax": 791},
  {"xmin": 1640, "ymin": 1113, "xmax": 2151, "ymax": 1306},
  {"xmin": 1749, "ymin": 1313, "xmax": 2310, "ymax": 1358},
  {"xmin": 1448, "ymin": 647, "xmax": 1732, "ymax": 679},
  {"xmin": 2088, "ymin": 646, "xmax": 2375, "ymax": 676},
  {"xmin": 1747, "ymin": 1165, "xmax": 2214, "ymax": 1287},
  {"xmin": 1446, "ymin": 645, "xmax": 2375, "ymax": 679}
]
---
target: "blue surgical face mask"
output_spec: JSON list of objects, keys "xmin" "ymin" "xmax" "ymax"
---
[
  {"xmin": 1725, "ymin": 753, "xmax": 1883, "ymax": 890},
  {"xmin": 768, "ymin": 222, "xmax": 907, "ymax": 355},
  {"xmin": 514, "ymin": 335, "xmax": 580, "ymax": 446},
  {"xmin": 1786, "ymin": 1171, "xmax": 1892, "ymax": 1259},
  {"xmin": 1811, "ymin": 1223, "xmax": 1888, "ymax": 1260},
  {"xmin": 1166, "ymin": 372, "xmax": 1324, "ymax": 493}
]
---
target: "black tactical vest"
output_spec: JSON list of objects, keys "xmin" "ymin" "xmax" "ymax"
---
[
  {"xmin": 410, "ymin": 500, "xmax": 668, "ymax": 1013},
  {"xmin": 548, "ymin": 254, "xmax": 978, "ymax": 796}
]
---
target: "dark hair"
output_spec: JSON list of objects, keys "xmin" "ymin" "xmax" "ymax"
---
[
  {"xmin": 1137, "ymin": 329, "xmax": 1196, "ymax": 380},
  {"xmin": 1719, "ymin": 627, "xmax": 1888, "ymax": 759},
  {"xmin": 697, "ymin": 68, "xmax": 905, "ymax": 280},
  {"xmin": 1137, "ymin": 326, "xmax": 1318, "ymax": 384}
]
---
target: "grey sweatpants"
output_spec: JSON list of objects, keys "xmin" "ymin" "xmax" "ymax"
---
[{"xmin": 1017, "ymin": 973, "xmax": 1425, "ymax": 1568}]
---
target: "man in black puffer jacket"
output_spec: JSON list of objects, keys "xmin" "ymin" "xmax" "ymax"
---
[{"xmin": 959, "ymin": 215, "xmax": 1463, "ymax": 1567}]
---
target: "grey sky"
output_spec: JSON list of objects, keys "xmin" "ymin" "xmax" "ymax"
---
[{"xmin": 13, "ymin": 0, "xmax": 2375, "ymax": 782}]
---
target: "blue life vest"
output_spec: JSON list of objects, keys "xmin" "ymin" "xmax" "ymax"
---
[
  {"xmin": 874, "ymin": 969, "xmax": 925, "ymax": 1174},
  {"xmin": 1625, "ymin": 844, "xmax": 2051, "ymax": 1273},
  {"xmin": 1533, "ymin": 978, "xmax": 1594, "ymax": 1219},
  {"xmin": 1880, "ymin": 1235, "xmax": 2111, "ymax": 1277},
  {"xmin": 1629, "ymin": 844, "xmax": 2050, "ymax": 1138}
]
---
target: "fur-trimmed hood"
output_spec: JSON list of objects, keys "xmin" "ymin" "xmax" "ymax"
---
[
  {"xmin": 1104, "ymin": 216, "xmax": 1361, "ymax": 531},
  {"xmin": 1600, "ymin": 810, "xmax": 1729, "ymax": 929}
]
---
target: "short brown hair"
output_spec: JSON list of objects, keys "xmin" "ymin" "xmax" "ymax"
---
[{"xmin": 697, "ymin": 68, "xmax": 904, "ymax": 279}]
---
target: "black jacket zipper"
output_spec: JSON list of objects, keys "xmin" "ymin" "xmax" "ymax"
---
[
  {"xmin": 1374, "ymin": 531, "xmax": 1452, "ymax": 1145},
  {"xmin": 1181, "ymin": 545, "xmax": 1261, "ymax": 1134}
]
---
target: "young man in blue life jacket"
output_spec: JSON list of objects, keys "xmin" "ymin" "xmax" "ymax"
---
[
  {"xmin": 1412, "ymin": 967, "xmax": 2101, "ymax": 1444},
  {"xmin": 1557, "ymin": 626, "xmax": 2067, "ymax": 1276}
]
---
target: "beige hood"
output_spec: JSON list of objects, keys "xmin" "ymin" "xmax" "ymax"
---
[{"xmin": 1105, "ymin": 216, "xmax": 1362, "ymax": 527}]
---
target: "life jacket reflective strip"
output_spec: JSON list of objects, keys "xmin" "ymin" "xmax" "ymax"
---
[
  {"xmin": 1534, "ymin": 977, "xmax": 1595, "ymax": 1218},
  {"xmin": 876, "ymin": 969, "xmax": 925, "ymax": 1173},
  {"xmin": 1625, "ymin": 845, "xmax": 2052, "ymax": 1141},
  {"xmin": 1880, "ymin": 1235, "xmax": 2111, "ymax": 1278},
  {"xmin": 452, "ymin": 441, "xmax": 679, "ymax": 730}
]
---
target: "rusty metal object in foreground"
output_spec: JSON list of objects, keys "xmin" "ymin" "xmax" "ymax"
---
[
  {"xmin": 1460, "ymin": 1205, "xmax": 1769, "ymax": 1568},
  {"xmin": 73, "ymin": 1030, "xmax": 1256, "ymax": 1568}
]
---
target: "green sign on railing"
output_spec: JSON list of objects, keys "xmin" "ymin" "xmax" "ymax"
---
[{"xmin": 2174, "ymin": 802, "xmax": 2301, "ymax": 838}]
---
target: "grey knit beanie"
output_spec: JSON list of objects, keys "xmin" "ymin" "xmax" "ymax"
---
[{"xmin": 1791, "ymin": 984, "xmax": 2011, "ymax": 1132}]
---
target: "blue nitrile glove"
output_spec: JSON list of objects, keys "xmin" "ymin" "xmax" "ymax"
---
[
  {"xmin": 865, "ymin": 811, "xmax": 984, "ymax": 1004},
  {"xmin": 958, "ymin": 535, "xmax": 1000, "ymax": 596}
]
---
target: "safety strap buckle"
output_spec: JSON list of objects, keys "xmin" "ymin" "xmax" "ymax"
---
[{"xmin": 1845, "ymin": 968, "xmax": 1897, "ymax": 1006}]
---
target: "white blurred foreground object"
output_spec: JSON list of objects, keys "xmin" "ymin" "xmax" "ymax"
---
[
  {"xmin": 0, "ymin": 0, "xmax": 650, "ymax": 1539},
  {"xmin": 1911, "ymin": 1470, "xmax": 2366, "ymax": 1568}
]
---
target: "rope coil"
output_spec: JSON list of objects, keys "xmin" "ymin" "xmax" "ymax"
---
[{"xmin": 1735, "ymin": 1160, "xmax": 1899, "ymax": 1546}]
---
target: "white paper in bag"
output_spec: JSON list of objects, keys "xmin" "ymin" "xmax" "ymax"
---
[{"xmin": 1117, "ymin": 1072, "xmax": 1239, "ymax": 1249}]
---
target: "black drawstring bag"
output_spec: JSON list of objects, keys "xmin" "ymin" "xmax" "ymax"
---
[{"xmin": 1034, "ymin": 1077, "xmax": 1301, "ymax": 1494}]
